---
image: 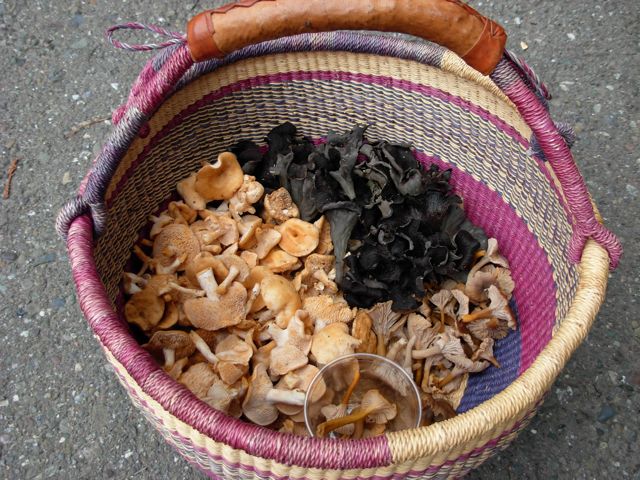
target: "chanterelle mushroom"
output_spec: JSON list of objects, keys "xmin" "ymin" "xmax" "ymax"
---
[
  {"xmin": 462, "ymin": 285, "xmax": 516, "ymax": 338},
  {"xmin": 195, "ymin": 152, "xmax": 244, "ymax": 201},
  {"xmin": 311, "ymin": 322, "xmax": 361, "ymax": 365},
  {"xmin": 465, "ymin": 265, "xmax": 514, "ymax": 303},
  {"xmin": 263, "ymin": 187, "xmax": 300, "ymax": 224},
  {"xmin": 367, "ymin": 301, "xmax": 405, "ymax": 356},
  {"xmin": 316, "ymin": 389, "xmax": 396, "ymax": 437},
  {"xmin": 469, "ymin": 238, "xmax": 509, "ymax": 276}
]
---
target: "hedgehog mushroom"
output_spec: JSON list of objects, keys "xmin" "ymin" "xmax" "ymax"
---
[
  {"xmin": 183, "ymin": 269, "xmax": 247, "ymax": 331},
  {"xmin": 215, "ymin": 334, "xmax": 254, "ymax": 384},
  {"xmin": 195, "ymin": 152, "xmax": 244, "ymax": 202},
  {"xmin": 242, "ymin": 363, "xmax": 307, "ymax": 426},
  {"xmin": 263, "ymin": 187, "xmax": 300, "ymax": 224},
  {"xmin": 261, "ymin": 248, "xmax": 301, "ymax": 273},
  {"xmin": 229, "ymin": 175, "xmax": 265, "ymax": 216},
  {"xmin": 303, "ymin": 295, "xmax": 356, "ymax": 332},
  {"xmin": 152, "ymin": 223, "xmax": 200, "ymax": 273},
  {"xmin": 184, "ymin": 252, "xmax": 228, "ymax": 288},
  {"xmin": 179, "ymin": 363, "xmax": 219, "ymax": 399},
  {"xmin": 236, "ymin": 215, "xmax": 262, "ymax": 249},
  {"xmin": 124, "ymin": 283, "xmax": 165, "ymax": 332},
  {"xmin": 143, "ymin": 330, "xmax": 195, "ymax": 369},
  {"xmin": 277, "ymin": 218, "xmax": 320, "ymax": 257},
  {"xmin": 311, "ymin": 322, "xmax": 361, "ymax": 365},
  {"xmin": 252, "ymin": 227, "xmax": 282, "ymax": 260},
  {"xmin": 177, "ymin": 173, "xmax": 207, "ymax": 210},
  {"xmin": 215, "ymin": 254, "xmax": 250, "ymax": 295},
  {"xmin": 351, "ymin": 310, "xmax": 377, "ymax": 354},
  {"xmin": 271, "ymin": 364, "xmax": 325, "ymax": 416},
  {"xmin": 260, "ymin": 274, "xmax": 301, "ymax": 328}
]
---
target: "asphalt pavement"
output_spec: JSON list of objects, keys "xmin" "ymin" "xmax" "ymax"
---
[{"xmin": 0, "ymin": 0, "xmax": 638, "ymax": 478}]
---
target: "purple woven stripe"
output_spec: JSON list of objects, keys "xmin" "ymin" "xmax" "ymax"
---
[
  {"xmin": 418, "ymin": 153, "xmax": 557, "ymax": 374},
  {"xmin": 106, "ymin": 69, "xmax": 530, "ymax": 207}
]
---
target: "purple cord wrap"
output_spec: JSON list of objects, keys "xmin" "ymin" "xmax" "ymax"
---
[{"xmin": 105, "ymin": 22, "xmax": 186, "ymax": 52}]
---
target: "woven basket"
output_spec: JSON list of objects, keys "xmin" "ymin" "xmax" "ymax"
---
[{"xmin": 57, "ymin": 2, "xmax": 622, "ymax": 478}]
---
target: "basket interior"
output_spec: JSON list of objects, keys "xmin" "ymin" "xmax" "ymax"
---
[{"xmin": 93, "ymin": 50, "xmax": 579, "ymax": 413}]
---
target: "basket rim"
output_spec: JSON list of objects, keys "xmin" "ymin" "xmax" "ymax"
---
[{"xmin": 62, "ymin": 31, "xmax": 614, "ymax": 471}]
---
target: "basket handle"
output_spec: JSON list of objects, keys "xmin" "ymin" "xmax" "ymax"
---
[{"xmin": 186, "ymin": 0, "xmax": 506, "ymax": 75}]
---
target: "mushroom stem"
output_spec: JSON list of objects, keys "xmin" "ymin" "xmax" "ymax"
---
[
  {"xmin": 352, "ymin": 418, "xmax": 365, "ymax": 439},
  {"xmin": 375, "ymin": 332, "xmax": 387, "ymax": 356},
  {"xmin": 189, "ymin": 331, "xmax": 219, "ymax": 364},
  {"xmin": 461, "ymin": 307, "xmax": 493, "ymax": 323},
  {"xmin": 216, "ymin": 265, "xmax": 240, "ymax": 295},
  {"xmin": 316, "ymin": 405, "xmax": 377, "ymax": 437},
  {"xmin": 163, "ymin": 348, "xmax": 176, "ymax": 369},
  {"xmin": 265, "ymin": 389, "xmax": 306, "ymax": 406},
  {"xmin": 412, "ymin": 346, "xmax": 441, "ymax": 359},
  {"xmin": 340, "ymin": 367, "xmax": 360, "ymax": 406},
  {"xmin": 168, "ymin": 282, "xmax": 205, "ymax": 297},
  {"xmin": 197, "ymin": 268, "xmax": 220, "ymax": 300},
  {"xmin": 435, "ymin": 372, "xmax": 457, "ymax": 388},
  {"xmin": 244, "ymin": 283, "xmax": 261, "ymax": 316}
]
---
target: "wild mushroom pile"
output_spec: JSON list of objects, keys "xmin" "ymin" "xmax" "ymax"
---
[{"xmin": 122, "ymin": 124, "xmax": 516, "ymax": 437}]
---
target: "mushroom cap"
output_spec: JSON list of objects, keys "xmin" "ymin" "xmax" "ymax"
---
[
  {"xmin": 185, "ymin": 252, "xmax": 229, "ymax": 287},
  {"xmin": 362, "ymin": 423, "xmax": 387, "ymax": 438},
  {"xmin": 279, "ymin": 364, "xmax": 325, "ymax": 401},
  {"xmin": 177, "ymin": 173, "xmax": 207, "ymax": 210},
  {"xmin": 252, "ymin": 227, "xmax": 282, "ymax": 260},
  {"xmin": 314, "ymin": 215, "xmax": 333, "ymax": 255},
  {"xmin": 201, "ymin": 212, "xmax": 239, "ymax": 246},
  {"xmin": 242, "ymin": 363, "xmax": 279, "ymax": 426},
  {"xmin": 168, "ymin": 200, "xmax": 197, "ymax": 224},
  {"xmin": 269, "ymin": 344, "xmax": 309, "ymax": 377},
  {"xmin": 311, "ymin": 322, "xmax": 361, "ymax": 365},
  {"xmin": 263, "ymin": 187, "xmax": 300, "ymax": 224},
  {"xmin": 430, "ymin": 289, "xmax": 454, "ymax": 312},
  {"xmin": 179, "ymin": 362, "xmax": 218, "ymax": 398},
  {"xmin": 303, "ymin": 295, "xmax": 356, "ymax": 331},
  {"xmin": 467, "ymin": 316, "xmax": 511, "ymax": 340},
  {"xmin": 216, "ymin": 254, "xmax": 251, "ymax": 283},
  {"xmin": 183, "ymin": 282, "xmax": 247, "ymax": 330},
  {"xmin": 215, "ymin": 334, "xmax": 254, "ymax": 365},
  {"xmin": 203, "ymin": 376, "xmax": 240, "ymax": 413},
  {"xmin": 156, "ymin": 301, "xmax": 179, "ymax": 330},
  {"xmin": 237, "ymin": 214, "xmax": 263, "ymax": 249},
  {"xmin": 352, "ymin": 310, "xmax": 377, "ymax": 354},
  {"xmin": 319, "ymin": 404, "xmax": 353, "ymax": 435},
  {"xmin": 260, "ymin": 274, "xmax": 302, "ymax": 318},
  {"xmin": 260, "ymin": 247, "xmax": 301, "ymax": 273},
  {"xmin": 361, "ymin": 389, "xmax": 397, "ymax": 424},
  {"xmin": 152, "ymin": 224, "xmax": 200, "ymax": 271},
  {"xmin": 195, "ymin": 152, "xmax": 244, "ymax": 201},
  {"xmin": 124, "ymin": 287, "xmax": 165, "ymax": 332},
  {"xmin": 229, "ymin": 176, "xmax": 265, "ymax": 215},
  {"xmin": 267, "ymin": 311, "xmax": 312, "ymax": 354},
  {"xmin": 451, "ymin": 289, "xmax": 470, "ymax": 317},
  {"xmin": 242, "ymin": 266, "xmax": 272, "ymax": 313},
  {"xmin": 144, "ymin": 330, "xmax": 195, "ymax": 359},
  {"xmin": 486, "ymin": 285, "xmax": 516, "ymax": 328},
  {"xmin": 277, "ymin": 218, "xmax": 320, "ymax": 257},
  {"xmin": 216, "ymin": 361, "xmax": 247, "ymax": 385},
  {"xmin": 366, "ymin": 301, "xmax": 404, "ymax": 337},
  {"xmin": 240, "ymin": 250, "xmax": 258, "ymax": 269},
  {"xmin": 251, "ymin": 340, "xmax": 276, "ymax": 371}
]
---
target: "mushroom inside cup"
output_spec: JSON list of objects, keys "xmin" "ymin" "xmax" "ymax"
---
[{"xmin": 303, "ymin": 353, "xmax": 422, "ymax": 438}]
